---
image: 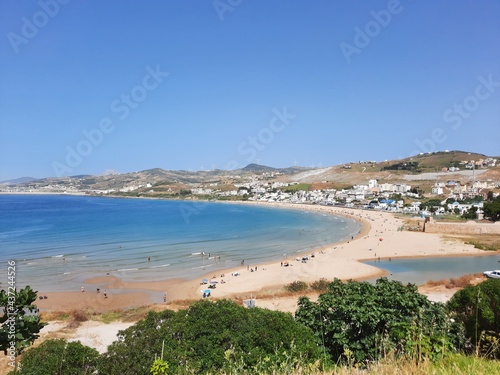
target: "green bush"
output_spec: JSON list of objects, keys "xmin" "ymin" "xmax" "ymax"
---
[
  {"xmin": 12, "ymin": 339, "xmax": 99, "ymax": 375},
  {"xmin": 285, "ymin": 280, "xmax": 309, "ymax": 293},
  {"xmin": 295, "ymin": 278, "xmax": 462, "ymax": 365},
  {"xmin": 0, "ymin": 285, "xmax": 46, "ymax": 355},
  {"xmin": 100, "ymin": 299, "xmax": 323, "ymax": 374},
  {"xmin": 447, "ymin": 279, "xmax": 500, "ymax": 358}
]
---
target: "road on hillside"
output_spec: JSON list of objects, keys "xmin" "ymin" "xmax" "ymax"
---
[{"xmin": 403, "ymin": 169, "xmax": 487, "ymax": 181}]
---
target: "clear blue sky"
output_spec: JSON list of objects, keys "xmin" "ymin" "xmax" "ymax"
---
[{"xmin": 1, "ymin": 0, "xmax": 499, "ymax": 180}]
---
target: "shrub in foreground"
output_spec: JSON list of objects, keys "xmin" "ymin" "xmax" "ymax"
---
[
  {"xmin": 447, "ymin": 278, "xmax": 500, "ymax": 358},
  {"xmin": 295, "ymin": 278, "xmax": 463, "ymax": 365},
  {"xmin": 99, "ymin": 299, "xmax": 324, "ymax": 374},
  {"xmin": 11, "ymin": 339, "xmax": 99, "ymax": 374}
]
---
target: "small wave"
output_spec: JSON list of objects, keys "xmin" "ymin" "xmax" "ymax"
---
[
  {"xmin": 52, "ymin": 254, "xmax": 64, "ymax": 258},
  {"xmin": 190, "ymin": 252, "xmax": 201, "ymax": 255},
  {"xmin": 191, "ymin": 264, "xmax": 213, "ymax": 270},
  {"xmin": 150, "ymin": 264, "xmax": 170, "ymax": 269},
  {"xmin": 117, "ymin": 268, "xmax": 139, "ymax": 272},
  {"xmin": 63, "ymin": 272, "xmax": 71, "ymax": 275}
]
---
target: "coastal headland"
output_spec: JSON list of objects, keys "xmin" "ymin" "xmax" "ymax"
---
[{"xmin": 34, "ymin": 202, "xmax": 496, "ymax": 313}]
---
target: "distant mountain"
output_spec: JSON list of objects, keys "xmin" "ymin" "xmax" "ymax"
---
[
  {"xmin": 2, "ymin": 150, "xmax": 497, "ymax": 193},
  {"xmin": 0, "ymin": 176, "xmax": 37, "ymax": 184},
  {"xmin": 240, "ymin": 163, "xmax": 313, "ymax": 174},
  {"xmin": 241, "ymin": 164, "xmax": 277, "ymax": 172},
  {"xmin": 69, "ymin": 174, "xmax": 94, "ymax": 179}
]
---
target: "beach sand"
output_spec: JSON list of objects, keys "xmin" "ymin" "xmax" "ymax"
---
[
  {"xmin": 182, "ymin": 204, "xmax": 492, "ymax": 301},
  {"xmin": 34, "ymin": 203, "xmax": 495, "ymax": 313}
]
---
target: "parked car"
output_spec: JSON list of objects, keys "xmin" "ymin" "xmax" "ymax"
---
[{"xmin": 483, "ymin": 270, "xmax": 500, "ymax": 279}]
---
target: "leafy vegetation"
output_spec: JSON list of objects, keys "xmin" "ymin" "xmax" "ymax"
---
[
  {"xmin": 447, "ymin": 279, "xmax": 500, "ymax": 358},
  {"xmin": 11, "ymin": 339, "xmax": 100, "ymax": 374},
  {"xmin": 461, "ymin": 206, "xmax": 478, "ymax": 220},
  {"xmin": 99, "ymin": 299, "xmax": 323, "ymax": 374},
  {"xmin": 0, "ymin": 286, "xmax": 46, "ymax": 355},
  {"xmin": 284, "ymin": 183, "xmax": 311, "ymax": 192},
  {"xmin": 295, "ymin": 278, "xmax": 463, "ymax": 365},
  {"xmin": 381, "ymin": 161, "xmax": 421, "ymax": 172},
  {"xmin": 483, "ymin": 201, "xmax": 500, "ymax": 221}
]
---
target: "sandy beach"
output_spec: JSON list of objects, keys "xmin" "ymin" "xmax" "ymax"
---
[{"xmin": 33, "ymin": 203, "xmax": 496, "ymax": 313}]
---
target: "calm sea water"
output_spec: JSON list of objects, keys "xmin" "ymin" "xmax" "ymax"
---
[
  {"xmin": 0, "ymin": 194, "xmax": 360, "ymax": 291},
  {"xmin": 364, "ymin": 255, "xmax": 500, "ymax": 286}
]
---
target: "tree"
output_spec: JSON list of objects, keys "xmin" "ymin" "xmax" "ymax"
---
[
  {"xmin": 487, "ymin": 191, "xmax": 494, "ymax": 201},
  {"xmin": 0, "ymin": 285, "xmax": 46, "ymax": 355},
  {"xmin": 483, "ymin": 202, "xmax": 500, "ymax": 221},
  {"xmin": 100, "ymin": 299, "xmax": 323, "ymax": 374},
  {"xmin": 461, "ymin": 206, "xmax": 478, "ymax": 220},
  {"xmin": 295, "ymin": 278, "xmax": 461, "ymax": 365},
  {"xmin": 11, "ymin": 339, "xmax": 100, "ymax": 374},
  {"xmin": 447, "ymin": 279, "xmax": 500, "ymax": 358}
]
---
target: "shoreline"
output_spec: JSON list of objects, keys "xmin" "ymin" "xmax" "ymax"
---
[
  {"xmin": 31, "ymin": 200, "xmax": 498, "ymax": 312},
  {"xmin": 36, "ymin": 201, "xmax": 369, "ymax": 311}
]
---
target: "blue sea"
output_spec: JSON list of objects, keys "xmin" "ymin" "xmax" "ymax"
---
[{"xmin": 0, "ymin": 194, "xmax": 360, "ymax": 292}]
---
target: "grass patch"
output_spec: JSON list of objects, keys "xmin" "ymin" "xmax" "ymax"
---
[
  {"xmin": 425, "ymin": 273, "xmax": 485, "ymax": 289},
  {"xmin": 446, "ymin": 234, "xmax": 500, "ymax": 251},
  {"xmin": 284, "ymin": 183, "xmax": 311, "ymax": 192},
  {"xmin": 99, "ymin": 311, "xmax": 123, "ymax": 324},
  {"xmin": 359, "ymin": 353, "xmax": 500, "ymax": 375},
  {"xmin": 465, "ymin": 241, "xmax": 499, "ymax": 251}
]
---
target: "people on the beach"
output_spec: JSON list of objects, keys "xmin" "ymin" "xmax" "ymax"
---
[{"xmin": 81, "ymin": 286, "xmax": 85, "ymax": 292}]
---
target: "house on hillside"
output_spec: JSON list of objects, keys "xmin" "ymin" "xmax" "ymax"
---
[{"xmin": 431, "ymin": 186, "xmax": 444, "ymax": 195}]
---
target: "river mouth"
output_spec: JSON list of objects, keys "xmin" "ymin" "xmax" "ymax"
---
[{"xmin": 363, "ymin": 253, "xmax": 500, "ymax": 285}]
